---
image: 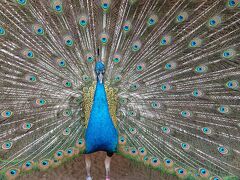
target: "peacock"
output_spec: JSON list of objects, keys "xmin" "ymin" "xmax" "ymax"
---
[{"xmin": 0, "ymin": 0, "xmax": 240, "ymax": 179}]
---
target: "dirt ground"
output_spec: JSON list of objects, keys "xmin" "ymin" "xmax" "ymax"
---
[{"xmin": 19, "ymin": 151, "xmax": 178, "ymax": 180}]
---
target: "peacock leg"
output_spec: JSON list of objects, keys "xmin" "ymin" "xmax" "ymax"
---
[
  {"xmin": 85, "ymin": 154, "xmax": 92, "ymax": 180},
  {"xmin": 105, "ymin": 152, "xmax": 113, "ymax": 180}
]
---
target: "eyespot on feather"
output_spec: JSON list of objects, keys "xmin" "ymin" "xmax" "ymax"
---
[
  {"xmin": 38, "ymin": 159, "xmax": 52, "ymax": 170},
  {"xmin": 6, "ymin": 168, "xmax": 20, "ymax": 179},
  {"xmin": 22, "ymin": 161, "xmax": 34, "ymax": 171}
]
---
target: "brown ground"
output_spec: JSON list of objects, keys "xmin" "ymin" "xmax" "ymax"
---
[{"xmin": 19, "ymin": 151, "xmax": 178, "ymax": 180}]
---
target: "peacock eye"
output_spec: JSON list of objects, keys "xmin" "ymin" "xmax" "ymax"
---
[
  {"xmin": 211, "ymin": 176, "xmax": 222, "ymax": 180},
  {"xmin": 63, "ymin": 35, "xmax": 74, "ymax": 47},
  {"xmin": 218, "ymin": 105, "xmax": 230, "ymax": 114},
  {"xmin": 195, "ymin": 65, "xmax": 208, "ymax": 73},
  {"xmin": 113, "ymin": 57, "xmax": 119, "ymax": 63},
  {"xmin": 192, "ymin": 89, "xmax": 203, "ymax": 97},
  {"xmin": 78, "ymin": 139, "xmax": 83, "ymax": 144},
  {"xmin": 189, "ymin": 37, "xmax": 202, "ymax": 48},
  {"xmin": 150, "ymin": 157, "xmax": 160, "ymax": 166},
  {"xmin": 22, "ymin": 122, "xmax": 32, "ymax": 130},
  {"xmin": 176, "ymin": 12, "xmax": 188, "ymax": 23},
  {"xmin": 178, "ymin": 170, "xmax": 183, "ymax": 174},
  {"xmin": 202, "ymin": 127, "xmax": 212, "ymax": 135},
  {"xmin": 123, "ymin": 21, "xmax": 131, "ymax": 32},
  {"xmin": 2, "ymin": 141, "xmax": 13, "ymax": 150},
  {"xmin": 112, "ymin": 53, "xmax": 121, "ymax": 64},
  {"xmin": 176, "ymin": 168, "xmax": 186, "ymax": 175},
  {"xmin": 42, "ymin": 160, "xmax": 48, "ymax": 166},
  {"xmin": 160, "ymin": 35, "xmax": 172, "ymax": 46},
  {"xmin": 227, "ymin": 0, "xmax": 237, "ymax": 8},
  {"xmin": 102, "ymin": 38, "xmax": 106, "ymax": 42},
  {"xmin": 181, "ymin": 110, "xmax": 192, "ymax": 117},
  {"xmin": 82, "ymin": 75, "xmax": 91, "ymax": 82},
  {"xmin": 129, "ymin": 83, "xmax": 139, "ymax": 91},
  {"xmin": 218, "ymin": 146, "xmax": 229, "ymax": 155},
  {"xmin": 56, "ymin": 5, "xmax": 61, "ymax": 11},
  {"xmin": 161, "ymin": 39, "xmax": 166, "ymax": 45},
  {"xmin": 118, "ymin": 135, "xmax": 127, "ymax": 145},
  {"xmin": 124, "ymin": 25, "xmax": 129, "ymax": 31},
  {"xmin": 181, "ymin": 143, "xmax": 190, "ymax": 150},
  {"xmin": 151, "ymin": 101, "xmax": 160, "ymax": 109},
  {"xmin": 128, "ymin": 111, "xmax": 136, "ymax": 117},
  {"xmin": 226, "ymin": 80, "xmax": 239, "ymax": 90},
  {"xmin": 1, "ymin": 110, "xmax": 13, "ymax": 118},
  {"xmin": 103, "ymin": 3, "xmax": 108, "ymax": 8},
  {"xmin": 129, "ymin": 127, "xmax": 137, "ymax": 134},
  {"xmin": 200, "ymin": 169, "xmax": 206, "ymax": 174},
  {"xmin": 165, "ymin": 63, "xmax": 171, "ymax": 69},
  {"xmin": 147, "ymin": 14, "xmax": 158, "ymax": 26},
  {"xmin": 0, "ymin": 27, "xmax": 5, "ymax": 36},
  {"xmin": 161, "ymin": 126, "xmax": 171, "ymax": 134},
  {"xmin": 191, "ymin": 41, "xmax": 196, "ymax": 46},
  {"xmin": 128, "ymin": 147, "xmax": 135, "ymax": 155},
  {"xmin": 131, "ymin": 40, "xmax": 142, "ymax": 51},
  {"xmin": 76, "ymin": 138, "xmax": 85, "ymax": 148},
  {"xmin": 119, "ymin": 97, "xmax": 127, "ymax": 105},
  {"xmin": 79, "ymin": 15, "xmax": 88, "ymax": 27},
  {"xmin": 198, "ymin": 168, "xmax": 209, "ymax": 177},
  {"xmin": 136, "ymin": 63, "xmax": 145, "ymax": 72},
  {"xmin": 6, "ymin": 168, "xmax": 19, "ymax": 180},
  {"xmin": 28, "ymin": 52, "xmax": 33, "ymax": 57},
  {"xmin": 177, "ymin": 15, "xmax": 183, "ymax": 22},
  {"xmin": 22, "ymin": 49, "xmax": 34, "ymax": 59},
  {"xmin": 100, "ymin": 33, "xmax": 109, "ymax": 44},
  {"xmin": 17, "ymin": 0, "xmax": 27, "ymax": 5},
  {"xmin": 143, "ymin": 156, "xmax": 149, "ymax": 161},
  {"xmin": 88, "ymin": 56, "xmax": 93, "ymax": 62},
  {"xmin": 26, "ymin": 162, "xmax": 31, "ymax": 167},
  {"xmin": 208, "ymin": 16, "xmax": 221, "ymax": 28},
  {"xmin": 63, "ymin": 80, "xmax": 72, "ymax": 88},
  {"xmin": 166, "ymin": 159, "xmax": 171, "ymax": 164},
  {"xmin": 114, "ymin": 75, "xmax": 122, "ymax": 82},
  {"xmin": 65, "ymin": 148, "xmax": 75, "ymax": 157},
  {"xmin": 86, "ymin": 53, "xmax": 94, "ymax": 63},
  {"xmin": 63, "ymin": 109, "xmax": 72, "ymax": 117},
  {"xmin": 81, "ymin": 20, "xmax": 86, "ymax": 25},
  {"xmin": 165, "ymin": 61, "xmax": 177, "ymax": 70},
  {"xmin": 101, "ymin": 1, "xmax": 110, "ymax": 10},
  {"xmin": 35, "ymin": 98, "xmax": 46, "ymax": 106},
  {"xmin": 32, "ymin": 24, "xmax": 44, "ymax": 35},
  {"xmin": 51, "ymin": 0, "xmax": 63, "ymax": 13},
  {"xmin": 222, "ymin": 49, "xmax": 236, "ymax": 59},
  {"xmin": 210, "ymin": 19, "xmax": 216, "ymax": 25},
  {"xmin": 63, "ymin": 128, "xmax": 71, "ymax": 135},
  {"xmin": 120, "ymin": 137, "xmax": 124, "ymax": 142},
  {"xmin": 25, "ymin": 74, "xmax": 37, "ymax": 82},
  {"xmin": 56, "ymin": 58, "xmax": 66, "ymax": 67},
  {"xmin": 161, "ymin": 83, "xmax": 172, "ymax": 91}
]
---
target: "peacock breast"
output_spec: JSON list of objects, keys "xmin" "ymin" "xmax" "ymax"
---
[{"xmin": 84, "ymin": 81, "xmax": 118, "ymax": 154}]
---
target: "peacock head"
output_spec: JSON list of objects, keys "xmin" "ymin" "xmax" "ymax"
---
[{"xmin": 95, "ymin": 61, "xmax": 105, "ymax": 84}]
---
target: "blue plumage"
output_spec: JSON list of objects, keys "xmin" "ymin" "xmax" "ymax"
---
[{"xmin": 85, "ymin": 62, "xmax": 118, "ymax": 154}]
